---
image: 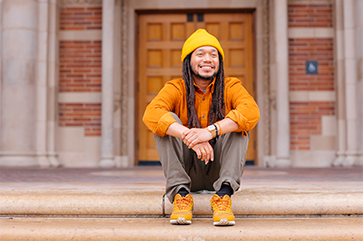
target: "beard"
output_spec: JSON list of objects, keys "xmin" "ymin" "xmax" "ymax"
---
[{"xmin": 191, "ymin": 68, "xmax": 218, "ymax": 81}]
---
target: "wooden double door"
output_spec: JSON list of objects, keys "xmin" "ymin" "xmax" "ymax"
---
[{"xmin": 137, "ymin": 12, "xmax": 255, "ymax": 164}]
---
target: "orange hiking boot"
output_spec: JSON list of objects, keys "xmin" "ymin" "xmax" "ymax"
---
[
  {"xmin": 170, "ymin": 194, "xmax": 194, "ymax": 225},
  {"xmin": 210, "ymin": 194, "xmax": 235, "ymax": 226}
]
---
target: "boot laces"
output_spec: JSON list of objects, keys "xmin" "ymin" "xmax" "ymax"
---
[
  {"xmin": 175, "ymin": 197, "xmax": 192, "ymax": 210},
  {"xmin": 213, "ymin": 197, "xmax": 230, "ymax": 211}
]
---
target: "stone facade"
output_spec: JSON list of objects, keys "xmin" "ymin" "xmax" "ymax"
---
[{"xmin": 0, "ymin": 0, "xmax": 362, "ymax": 167}]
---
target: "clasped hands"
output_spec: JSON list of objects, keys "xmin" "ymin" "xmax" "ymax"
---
[{"xmin": 181, "ymin": 128, "xmax": 214, "ymax": 164}]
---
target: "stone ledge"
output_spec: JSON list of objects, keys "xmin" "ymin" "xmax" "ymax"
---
[
  {"xmin": 1, "ymin": 187, "xmax": 362, "ymax": 217},
  {"xmin": 1, "ymin": 217, "xmax": 362, "ymax": 240}
]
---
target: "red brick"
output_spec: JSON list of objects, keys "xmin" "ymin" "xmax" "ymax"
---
[
  {"xmin": 59, "ymin": 103, "xmax": 101, "ymax": 136},
  {"xmin": 64, "ymin": 7, "xmax": 85, "ymax": 11},
  {"xmin": 60, "ymin": 7, "xmax": 102, "ymax": 31},
  {"xmin": 290, "ymin": 101, "xmax": 335, "ymax": 150}
]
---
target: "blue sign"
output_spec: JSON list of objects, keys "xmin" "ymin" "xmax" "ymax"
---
[{"xmin": 306, "ymin": 60, "xmax": 318, "ymax": 74}]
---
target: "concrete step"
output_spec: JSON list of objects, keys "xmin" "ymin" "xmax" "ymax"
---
[
  {"xmin": 1, "ymin": 184, "xmax": 362, "ymax": 217},
  {"xmin": 1, "ymin": 217, "xmax": 362, "ymax": 240}
]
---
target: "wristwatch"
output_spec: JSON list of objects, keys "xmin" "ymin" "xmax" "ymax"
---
[{"xmin": 207, "ymin": 124, "xmax": 217, "ymax": 138}]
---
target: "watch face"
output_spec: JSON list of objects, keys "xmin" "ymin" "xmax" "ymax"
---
[{"xmin": 208, "ymin": 125, "xmax": 215, "ymax": 131}]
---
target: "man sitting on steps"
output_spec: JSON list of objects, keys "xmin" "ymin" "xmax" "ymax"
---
[{"xmin": 143, "ymin": 29, "xmax": 260, "ymax": 226}]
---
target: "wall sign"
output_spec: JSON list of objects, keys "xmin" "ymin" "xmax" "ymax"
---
[{"xmin": 306, "ymin": 60, "xmax": 318, "ymax": 74}]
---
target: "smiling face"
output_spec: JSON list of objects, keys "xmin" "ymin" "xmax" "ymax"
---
[{"xmin": 190, "ymin": 46, "xmax": 220, "ymax": 82}]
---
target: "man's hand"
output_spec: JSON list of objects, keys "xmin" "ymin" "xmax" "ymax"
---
[
  {"xmin": 192, "ymin": 142, "xmax": 214, "ymax": 164},
  {"xmin": 182, "ymin": 128, "xmax": 213, "ymax": 149}
]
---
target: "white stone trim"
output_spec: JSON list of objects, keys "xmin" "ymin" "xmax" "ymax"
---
[
  {"xmin": 322, "ymin": 115, "xmax": 337, "ymax": 136},
  {"xmin": 59, "ymin": 30, "xmax": 102, "ymax": 40},
  {"xmin": 58, "ymin": 92, "xmax": 102, "ymax": 103},
  {"xmin": 288, "ymin": 0, "xmax": 332, "ymax": 3},
  {"xmin": 288, "ymin": 28, "xmax": 334, "ymax": 38},
  {"xmin": 289, "ymin": 91, "xmax": 336, "ymax": 102}
]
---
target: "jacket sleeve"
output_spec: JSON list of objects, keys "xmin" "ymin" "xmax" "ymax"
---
[
  {"xmin": 225, "ymin": 78, "xmax": 260, "ymax": 135},
  {"xmin": 142, "ymin": 82, "xmax": 180, "ymax": 137}
]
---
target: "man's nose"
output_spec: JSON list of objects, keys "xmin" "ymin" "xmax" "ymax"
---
[{"xmin": 202, "ymin": 54, "xmax": 212, "ymax": 62}]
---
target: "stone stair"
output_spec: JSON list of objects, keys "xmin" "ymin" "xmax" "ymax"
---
[
  {"xmin": 1, "ymin": 184, "xmax": 362, "ymax": 240},
  {"xmin": 1, "ymin": 167, "xmax": 362, "ymax": 240},
  {"xmin": 2, "ymin": 217, "xmax": 362, "ymax": 240}
]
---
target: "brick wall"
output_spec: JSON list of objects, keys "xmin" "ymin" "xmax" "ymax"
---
[
  {"xmin": 59, "ymin": 40, "xmax": 102, "ymax": 92},
  {"xmin": 288, "ymin": 4, "xmax": 335, "ymax": 151},
  {"xmin": 59, "ymin": 7, "xmax": 102, "ymax": 136},
  {"xmin": 290, "ymin": 102, "xmax": 335, "ymax": 150},
  {"xmin": 59, "ymin": 103, "xmax": 101, "ymax": 136},
  {"xmin": 289, "ymin": 38, "xmax": 334, "ymax": 91},
  {"xmin": 288, "ymin": 4, "xmax": 333, "ymax": 27},
  {"xmin": 60, "ymin": 7, "xmax": 102, "ymax": 30}
]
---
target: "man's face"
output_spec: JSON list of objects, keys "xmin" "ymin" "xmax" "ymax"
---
[{"xmin": 190, "ymin": 46, "xmax": 220, "ymax": 81}]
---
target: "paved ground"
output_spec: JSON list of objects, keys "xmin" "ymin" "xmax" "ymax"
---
[{"xmin": 0, "ymin": 166, "xmax": 362, "ymax": 182}]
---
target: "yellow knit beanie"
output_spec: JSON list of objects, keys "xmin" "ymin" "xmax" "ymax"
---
[{"xmin": 181, "ymin": 29, "xmax": 224, "ymax": 62}]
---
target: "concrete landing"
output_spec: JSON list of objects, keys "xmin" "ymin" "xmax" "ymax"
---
[{"xmin": 1, "ymin": 217, "xmax": 362, "ymax": 240}]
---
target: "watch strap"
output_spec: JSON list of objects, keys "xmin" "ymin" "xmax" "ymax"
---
[{"xmin": 207, "ymin": 125, "xmax": 216, "ymax": 138}]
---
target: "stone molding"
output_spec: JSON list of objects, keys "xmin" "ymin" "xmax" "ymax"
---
[
  {"xmin": 288, "ymin": 0, "xmax": 332, "ymax": 4},
  {"xmin": 59, "ymin": 0, "xmax": 102, "ymax": 6},
  {"xmin": 59, "ymin": 30, "xmax": 102, "ymax": 40},
  {"xmin": 58, "ymin": 92, "xmax": 102, "ymax": 103},
  {"xmin": 120, "ymin": 0, "xmax": 128, "ymax": 156},
  {"xmin": 262, "ymin": 0, "xmax": 271, "ymax": 157},
  {"xmin": 289, "ymin": 91, "xmax": 336, "ymax": 102},
  {"xmin": 288, "ymin": 28, "xmax": 334, "ymax": 38}
]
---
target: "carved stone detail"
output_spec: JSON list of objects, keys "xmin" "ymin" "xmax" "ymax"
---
[
  {"xmin": 120, "ymin": 0, "xmax": 128, "ymax": 156},
  {"xmin": 262, "ymin": 0, "xmax": 271, "ymax": 156}
]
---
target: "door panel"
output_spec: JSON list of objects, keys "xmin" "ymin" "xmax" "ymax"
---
[{"xmin": 138, "ymin": 12, "xmax": 255, "ymax": 164}]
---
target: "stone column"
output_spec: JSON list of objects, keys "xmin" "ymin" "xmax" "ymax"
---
[
  {"xmin": 0, "ymin": 0, "xmax": 38, "ymax": 166},
  {"xmin": 99, "ymin": 0, "xmax": 116, "ymax": 167},
  {"xmin": 35, "ymin": 0, "xmax": 50, "ymax": 166},
  {"xmin": 333, "ymin": 0, "xmax": 347, "ymax": 166},
  {"xmin": 358, "ymin": 0, "xmax": 363, "ymax": 165},
  {"xmin": 274, "ymin": 0, "xmax": 291, "ymax": 166},
  {"xmin": 0, "ymin": 0, "xmax": 3, "ymax": 141},
  {"xmin": 46, "ymin": 0, "xmax": 59, "ymax": 166},
  {"xmin": 342, "ymin": 0, "xmax": 359, "ymax": 166}
]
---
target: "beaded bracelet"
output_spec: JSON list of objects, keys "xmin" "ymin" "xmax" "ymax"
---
[{"xmin": 213, "ymin": 123, "xmax": 219, "ymax": 137}]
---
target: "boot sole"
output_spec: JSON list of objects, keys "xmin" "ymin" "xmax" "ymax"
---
[
  {"xmin": 170, "ymin": 217, "xmax": 192, "ymax": 225},
  {"xmin": 213, "ymin": 219, "xmax": 235, "ymax": 226}
]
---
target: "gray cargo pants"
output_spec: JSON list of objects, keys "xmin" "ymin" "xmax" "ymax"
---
[{"xmin": 154, "ymin": 113, "xmax": 249, "ymax": 203}]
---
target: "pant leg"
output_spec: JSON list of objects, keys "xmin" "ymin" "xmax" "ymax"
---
[
  {"xmin": 206, "ymin": 131, "xmax": 249, "ymax": 194},
  {"xmin": 154, "ymin": 113, "xmax": 192, "ymax": 203},
  {"xmin": 155, "ymin": 112, "xmax": 249, "ymax": 201}
]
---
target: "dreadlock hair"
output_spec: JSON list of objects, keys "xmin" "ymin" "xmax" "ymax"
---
[{"xmin": 182, "ymin": 52, "xmax": 225, "ymax": 174}]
